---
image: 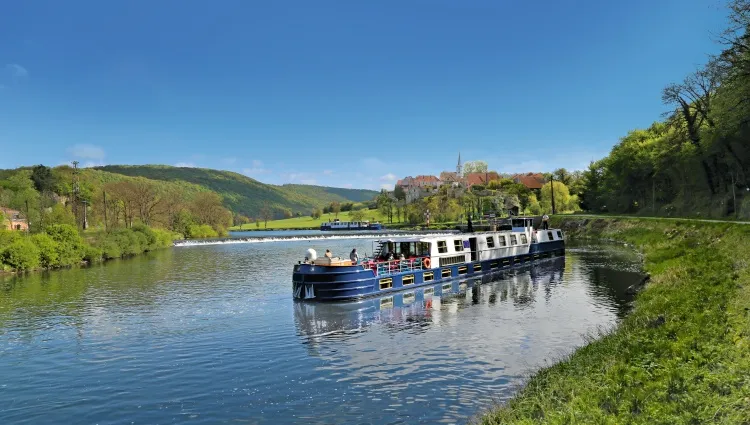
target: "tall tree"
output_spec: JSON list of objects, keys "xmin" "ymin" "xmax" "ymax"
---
[
  {"xmin": 462, "ymin": 160, "xmax": 489, "ymax": 174},
  {"xmin": 260, "ymin": 201, "xmax": 272, "ymax": 229},
  {"xmin": 662, "ymin": 61, "xmax": 723, "ymax": 194}
]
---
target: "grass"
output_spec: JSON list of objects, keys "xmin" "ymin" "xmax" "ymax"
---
[
  {"xmin": 231, "ymin": 210, "xmax": 400, "ymax": 230},
  {"xmin": 476, "ymin": 217, "xmax": 750, "ymax": 425}
]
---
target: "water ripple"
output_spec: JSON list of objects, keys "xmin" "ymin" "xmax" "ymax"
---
[{"xmin": 0, "ymin": 238, "xmax": 643, "ymax": 425}]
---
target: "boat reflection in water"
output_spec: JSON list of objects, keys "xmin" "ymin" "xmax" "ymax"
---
[{"xmin": 294, "ymin": 256, "xmax": 566, "ymax": 345}]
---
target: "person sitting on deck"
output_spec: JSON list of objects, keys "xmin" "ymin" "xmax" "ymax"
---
[
  {"xmin": 325, "ymin": 249, "xmax": 333, "ymax": 258},
  {"xmin": 350, "ymin": 248, "xmax": 359, "ymax": 264}
]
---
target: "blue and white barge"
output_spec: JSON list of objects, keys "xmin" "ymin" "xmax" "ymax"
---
[
  {"xmin": 320, "ymin": 219, "xmax": 384, "ymax": 231},
  {"xmin": 294, "ymin": 217, "xmax": 564, "ymax": 301}
]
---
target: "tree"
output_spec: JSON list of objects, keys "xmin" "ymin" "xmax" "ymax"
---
[
  {"xmin": 552, "ymin": 168, "xmax": 572, "ymax": 186},
  {"xmin": 311, "ymin": 208, "xmax": 322, "ymax": 219},
  {"xmin": 7, "ymin": 170, "xmax": 41, "ymax": 232},
  {"xmin": 330, "ymin": 201, "xmax": 341, "ymax": 218},
  {"xmin": 132, "ymin": 179, "xmax": 162, "ymax": 226},
  {"xmin": 260, "ymin": 202, "xmax": 272, "ymax": 229},
  {"xmin": 376, "ymin": 190, "xmax": 394, "ymax": 223},
  {"xmin": 394, "ymin": 185, "xmax": 406, "ymax": 202},
  {"xmin": 189, "ymin": 192, "xmax": 232, "ymax": 233},
  {"xmin": 540, "ymin": 181, "xmax": 575, "ymax": 213},
  {"xmin": 463, "ymin": 160, "xmax": 488, "ymax": 174},
  {"xmin": 662, "ymin": 60, "xmax": 723, "ymax": 194},
  {"xmin": 350, "ymin": 209, "xmax": 366, "ymax": 222},
  {"xmin": 234, "ymin": 214, "xmax": 250, "ymax": 228},
  {"xmin": 31, "ymin": 165, "xmax": 56, "ymax": 194}
]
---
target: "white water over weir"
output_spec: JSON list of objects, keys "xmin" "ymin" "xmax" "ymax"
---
[{"xmin": 173, "ymin": 231, "xmax": 460, "ymax": 247}]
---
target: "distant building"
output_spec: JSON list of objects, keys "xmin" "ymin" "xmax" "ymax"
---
[
  {"xmin": 511, "ymin": 173, "xmax": 546, "ymax": 190},
  {"xmin": 465, "ymin": 172, "xmax": 501, "ymax": 188},
  {"xmin": 1, "ymin": 207, "xmax": 29, "ymax": 231}
]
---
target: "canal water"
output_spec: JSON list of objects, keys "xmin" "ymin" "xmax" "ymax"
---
[{"xmin": 0, "ymin": 232, "xmax": 643, "ymax": 425}]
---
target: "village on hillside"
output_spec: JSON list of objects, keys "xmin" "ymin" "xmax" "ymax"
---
[{"xmin": 372, "ymin": 153, "xmax": 583, "ymax": 226}]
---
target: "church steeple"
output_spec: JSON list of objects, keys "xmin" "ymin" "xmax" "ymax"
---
[{"xmin": 456, "ymin": 152, "xmax": 463, "ymax": 177}]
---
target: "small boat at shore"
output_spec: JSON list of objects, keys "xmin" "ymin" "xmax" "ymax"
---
[
  {"xmin": 320, "ymin": 218, "xmax": 384, "ymax": 231},
  {"xmin": 293, "ymin": 217, "xmax": 565, "ymax": 301}
]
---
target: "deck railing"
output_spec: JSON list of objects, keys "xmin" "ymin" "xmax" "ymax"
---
[{"xmin": 361, "ymin": 257, "xmax": 427, "ymax": 276}]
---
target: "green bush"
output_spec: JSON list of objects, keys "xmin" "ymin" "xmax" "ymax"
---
[
  {"xmin": 45, "ymin": 224, "xmax": 84, "ymax": 267},
  {"xmin": 153, "ymin": 228, "xmax": 177, "ymax": 248},
  {"xmin": 109, "ymin": 228, "xmax": 144, "ymax": 256},
  {"xmin": 132, "ymin": 224, "xmax": 157, "ymax": 251},
  {"xmin": 31, "ymin": 233, "xmax": 60, "ymax": 268},
  {"xmin": 1, "ymin": 239, "xmax": 40, "ymax": 271},
  {"xmin": 98, "ymin": 239, "xmax": 122, "ymax": 260},
  {"xmin": 82, "ymin": 244, "xmax": 103, "ymax": 263},
  {"xmin": 0, "ymin": 229, "xmax": 23, "ymax": 249},
  {"xmin": 187, "ymin": 224, "xmax": 218, "ymax": 238}
]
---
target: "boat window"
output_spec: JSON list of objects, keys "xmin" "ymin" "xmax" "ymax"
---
[
  {"xmin": 486, "ymin": 236, "xmax": 495, "ymax": 248},
  {"xmin": 548, "ymin": 231, "xmax": 554, "ymax": 240},
  {"xmin": 454, "ymin": 239, "xmax": 463, "ymax": 251},
  {"xmin": 437, "ymin": 241, "xmax": 448, "ymax": 253},
  {"xmin": 557, "ymin": 231, "xmax": 563, "ymax": 239},
  {"xmin": 510, "ymin": 235, "xmax": 518, "ymax": 245},
  {"xmin": 520, "ymin": 234, "xmax": 528, "ymax": 244},
  {"xmin": 498, "ymin": 235, "xmax": 507, "ymax": 247}
]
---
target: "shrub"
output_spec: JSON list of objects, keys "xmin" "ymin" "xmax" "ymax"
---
[
  {"xmin": 1, "ymin": 239, "xmax": 40, "ymax": 271},
  {"xmin": 82, "ymin": 244, "xmax": 103, "ymax": 263},
  {"xmin": 187, "ymin": 224, "xmax": 218, "ymax": 238},
  {"xmin": 45, "ymin": 224, "xmax": 84, "ymax": 267},
  {"xmin": 152, "ymin": 228, "xmax": 176, "ymax": 248},
  {"xmin": 31, "ymin": 233, "xmax": 60, "ymax": 268},
  {"xmin": 98, "ymin": 239, "xmax": 122, "ymax": 260},
  {"xmin": 0, "ymin": 229, "xmax": 23, "ymax": 249},
  {"xmin": 131, "ymin": 224, "xmax": 157, "ymax": 251},
  {"xmin": 108, "ymin": 228, "xmax": 144, "ymax": 256}
]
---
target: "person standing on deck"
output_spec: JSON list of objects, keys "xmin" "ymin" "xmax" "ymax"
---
[
  {"xmin": 350, "ymin": 248, "xmax": 359, "ymax": 264},
  {"xmin": 467, "ymin": 216, "xmax": 474, "ymax": 233},
  {"xmin": 542, "ymin": 214, "xmax": 549, "ymax": 230}
]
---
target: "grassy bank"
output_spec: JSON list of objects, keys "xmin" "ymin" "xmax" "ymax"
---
[{"xmin": 478, "ymin": 217, "xmax": 749, "ymax": 424}]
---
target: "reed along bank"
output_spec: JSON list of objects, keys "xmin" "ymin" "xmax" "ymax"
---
[{"xmin": 478, "ymin": 216, "xmax": 750, "ymax": 425}]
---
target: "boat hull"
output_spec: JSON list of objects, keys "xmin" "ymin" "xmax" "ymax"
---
[
  {"xmin": 319, "ymin": 224, "xmax": 384, "ymax": 231},
  {"xmin": 293, "ymin": 240, "xmax": 564, "ymax": 301}
]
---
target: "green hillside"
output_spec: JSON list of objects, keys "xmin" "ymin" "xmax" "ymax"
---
[{"xmin": 96, "ymin": 165, "xmax": 378, "ymax": 218}]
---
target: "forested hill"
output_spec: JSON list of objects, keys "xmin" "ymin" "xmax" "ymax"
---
[{"xmin": 96, "ymin": 165, "xmax": 378, "ymax": 218}]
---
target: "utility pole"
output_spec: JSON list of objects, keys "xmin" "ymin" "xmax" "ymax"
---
[
  {"xmin": 72, "ymin": 161, "xmax": 80, "ymax": 228},
  {"xmin": 103, "ymin": 190, "xmax": 108, "ymax": 231},
  {"xmin": 82, "ymin": 200, "xmax": 89, "ymax": 230},
  {"xmin": 25, "ymin": 199, "xmax": 30, "ymax": 233},
  {"xmin": 550, "ymin": 175, "xmax": 556, "ymax": 215}
]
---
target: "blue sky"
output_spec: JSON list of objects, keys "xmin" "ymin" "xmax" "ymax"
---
[{"xmin": 0, "ymin": 0, "xmax": 730, "ymax": 190}]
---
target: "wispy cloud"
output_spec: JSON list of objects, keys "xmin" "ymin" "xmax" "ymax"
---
[
  {"xmin": 68, "ymin": 144, "xmax": 105, "ymax": 161},
  {"xmin": 174, "ymin": 162, "xmax": 196, "ymax": 168},
  {"xmin": 380, "ymin": 173, "xmax": 397, "ymax": 182},
  {"xmin": 380, "ymin": 183, "xmax": 394, "ymax": 190},
  {"xmin": 5, "ymin": 63, "xmax": 28, "ymax": 78},
  {"xmin": 323, "ymin": 169, "xmax": 334, "ymax": 176},
  {"xmin": 243, "ymin": 160, "xmax": 270, "ymax": 176},
  {"xmin": 222, "ymin": 157, "xmax": 237, "ymax": 165},
  {"xmin": 300, "ymin": 178, "xmax": 317, "ymax": 185}
]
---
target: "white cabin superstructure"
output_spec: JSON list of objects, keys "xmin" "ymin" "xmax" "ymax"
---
[{"xmin": 370, "ymin": 217, "xmax": 564, "ymax": 272}]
